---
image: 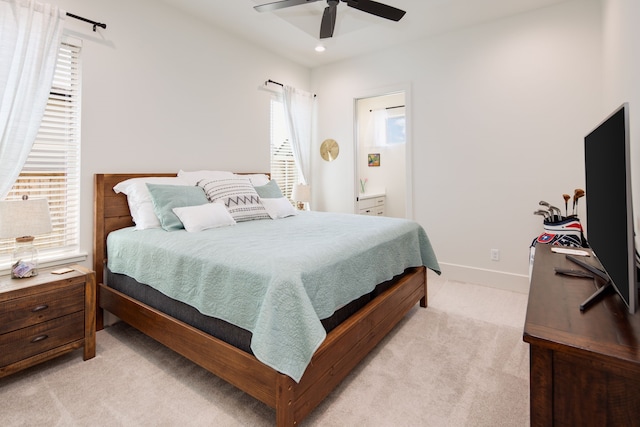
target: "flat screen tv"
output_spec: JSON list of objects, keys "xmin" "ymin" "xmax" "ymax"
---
[{"xmin": 583, "ymin": 103, "xmax": 638, "ymax": 313}]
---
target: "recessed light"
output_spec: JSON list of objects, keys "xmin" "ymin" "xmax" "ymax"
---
[{"xmin": 315, "ymin": 45, "xmax": 326, "ymax": 53}]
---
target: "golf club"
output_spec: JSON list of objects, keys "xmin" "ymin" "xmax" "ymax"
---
[
  {"xmin": 539, "ymin": 201, "xmax": 551, "ymax": 218},
  {"xmin": 534, "ymin": 209, "xmax": 550, "ymax": 220},
  {"xmin": 573, "ymin": 189, "xmax": 585, "ymax": 216},
  {"xmin": 548, "ymin": 205, "xmax": 561, "ymax": 222},
  {"xmin": 563, "ymin": 194, "xmax": 570, "ymax": 217}
]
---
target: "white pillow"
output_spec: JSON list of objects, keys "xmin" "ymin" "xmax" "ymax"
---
[
  {"xmin": 261, "ymin": 197, "xmax": 298, "ymax": 219},
  {"xmin": 243, "ymin": 174, "xmax": 270, "ymax": 186},
  {"xmin": 176, "ymin": 170, "xmax": 269, "ymax": 186},
  {"xmin": 172, "ymin": 203, "xmax": 236, "ymax": 232},
  {"xmin": 113, "ymin": 177, "xmax": 190, "ymax": 230},
  {"xmin": 177, "ymin": 170, "xmax": 234, "ymax": 186}
]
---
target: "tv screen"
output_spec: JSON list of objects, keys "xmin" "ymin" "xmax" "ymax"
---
[{"xmin": 584, "ymin": 103, "xmax": 637, "ymax": 313}]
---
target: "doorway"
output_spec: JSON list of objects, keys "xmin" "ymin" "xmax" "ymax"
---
[{"xmin": 355, "ymin": 90, "xmax": 411, "ymax": 219}]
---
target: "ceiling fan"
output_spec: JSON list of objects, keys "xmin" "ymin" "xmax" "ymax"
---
[{"xmin": 254, "ymin": 0, "xmax": 406, "ymax": 39}]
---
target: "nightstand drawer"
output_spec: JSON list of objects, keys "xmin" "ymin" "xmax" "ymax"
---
[
  {"xmin": 0, "ymin": 311, "xmax": 84, "ymax": 367},
  {"xmin": 0, "ymin": 283, "xmax": 84, "ymax": 335}
]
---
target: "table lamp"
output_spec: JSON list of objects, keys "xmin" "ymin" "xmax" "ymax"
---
[
  {"xmin": 0, "ymin": 197, "xmax": 52, "ymax": 278},
  {"xmin": 292, "ymin": 184, "xmax": 311, "ymax": 210}
]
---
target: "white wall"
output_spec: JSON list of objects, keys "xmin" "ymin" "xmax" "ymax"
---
[
  {"xmin": 48, "ymin": 0, "xmax": 311, "ymax": 270},
  {"xmin": 311, "ymin": 0, "xmax": 603, "ymax": 292},
  {"xmin": 602, "ymin": 0, "xmax": 640, "ymax": 249}
]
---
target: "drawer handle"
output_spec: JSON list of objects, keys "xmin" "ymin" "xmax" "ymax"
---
[
  {"xmin": 31, "ymin": 335, "xmax": 49, "ymax": 343},
  {"xmin": 31, "ymin": 304, "xmax": 49, "ymax": 312}
]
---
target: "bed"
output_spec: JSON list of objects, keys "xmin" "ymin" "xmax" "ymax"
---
[{"xmin": 94, "ymin": 172, "xmax": 440, "ymax": 426}]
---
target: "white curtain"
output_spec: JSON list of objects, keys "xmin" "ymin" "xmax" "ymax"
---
[
  {"xmin": 0, "ymin": 0, "xmax": 66, "ymax": 198},
  {"xmin": 283, "ymin": 85, "xmax": 315, "ymax": 186},
  {"xmin": 364, "ymin": 108, "xmax": 388, "ymax": 147}
]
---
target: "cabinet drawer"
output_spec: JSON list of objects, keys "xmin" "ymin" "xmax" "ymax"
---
[
  {"xmin": 358, "ymin": 196, "xmax": 385, "ymax": 210},
  {"xmin": 0, "ymin": 283, "xmax": 84, "ymax": 335},
  {"xmin": 359, "ymin": 198, "xmax": 376, "ymax": 209},
  {"xmin": 360, "ymin": 208, "xmax": 385, "ymax": 216},
  {"xmin": 0, "ymin": 311, "xmax": 84, "ymax": 367},
  {"xmin": 360, "ymin": 207, "xmax": 385, "ymax": 216}
]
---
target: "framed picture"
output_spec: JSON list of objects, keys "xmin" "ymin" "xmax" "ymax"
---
[{"xmin": 368, "ymin": 153, "xmax": 380, "ymax": 167}]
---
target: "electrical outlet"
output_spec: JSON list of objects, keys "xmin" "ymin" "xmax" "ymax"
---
[{"xmin": 491, "ymin": 249, "xmax": 500, "ymax": 261}]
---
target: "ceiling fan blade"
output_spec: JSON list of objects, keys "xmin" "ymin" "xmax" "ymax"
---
[
  {"xmin": 320, "ymin": 4, "xmax": 337, "ymax": 39},
  {"xmin": 344, "ymin": 0, "xmax": 406, "ymax": 21},
  {"xmin": 254, "ymin": 0, "xmax": 322, "ymax": 13}
]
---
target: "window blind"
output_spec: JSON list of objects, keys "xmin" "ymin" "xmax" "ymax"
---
[
  {"xmin": 270, "ymin": 96, "xmax": 298, "ymax": 201},
  {"xmin": 0, "ymin": 40, "xmax": 82, "ymax": 263}
]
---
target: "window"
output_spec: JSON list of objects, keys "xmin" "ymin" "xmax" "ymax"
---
[
  {"xmin": 386, "ymin": 114, "xmax": 406, "ymax": 145},
  {"xmin": 0, "ymin": 38, "xmax": 82, "ymax": 268},
  {"xmin": 269, "ymin": 96, "xmax": 299, "ymax": 200}
]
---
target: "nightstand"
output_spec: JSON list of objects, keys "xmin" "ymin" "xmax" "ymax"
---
[{"xmin": 0, "ymin": 265, "xmax": 96, "ymax": 378}]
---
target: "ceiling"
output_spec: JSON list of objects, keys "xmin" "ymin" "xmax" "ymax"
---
[{"xmin": 159, "ymin": 0, "xmax": 572, "ymax": 68}]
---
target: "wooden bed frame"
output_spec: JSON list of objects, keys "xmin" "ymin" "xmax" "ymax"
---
[{"xmin": 94, "ymin": 173, "xmax": 428, "ymax": 426}]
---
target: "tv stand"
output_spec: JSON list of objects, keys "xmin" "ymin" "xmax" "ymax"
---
[
  {"xmin": 565, "ymin": 254, "xmax": 614, "ymax": 311},
  {"xmin": 524, "ymin": 245, "xmax": 640, "ymax": 426},
  {"xmin": 578, "ymin": 280, "xmax": 613, "ymax": 311}
]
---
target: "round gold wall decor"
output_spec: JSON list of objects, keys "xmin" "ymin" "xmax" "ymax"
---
[{"xmin": 320, "ymin": 139, "xmax": 339, "ymax": 162}]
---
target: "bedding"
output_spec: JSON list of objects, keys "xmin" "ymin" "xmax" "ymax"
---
[{"xmin": 107, "ymin": 211, "xmax": 439, "ymax": 381}]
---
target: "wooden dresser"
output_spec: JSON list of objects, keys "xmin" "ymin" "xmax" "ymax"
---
[
  {"xmin": 524, "ymin": 244, "xmax": 640, "ymax": 426},
  {"xmin": 0, "ymin": 265, "xmax": 96, "ymax": 378}
]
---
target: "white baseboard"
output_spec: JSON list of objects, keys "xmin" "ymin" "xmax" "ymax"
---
[{"xmin": 437, "ymin": 262, "xmax": 530, "ymax": 294}]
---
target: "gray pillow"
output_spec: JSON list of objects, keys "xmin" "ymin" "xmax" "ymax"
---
[{"xmin": 254, "ymin": 179, "xmax": 284, "ymax": 199}]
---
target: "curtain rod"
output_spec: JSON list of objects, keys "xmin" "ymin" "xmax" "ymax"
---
[
  {"xmin": 66, "ymin": 12, "xmax": 107, "ymax": 32},
  {"xmin": 370, "ymin": 105, "xmax": 405, "ymax": 112},
  {"xmin": 266, "ymin": 79, "xmax": 283, "ymax": 87},
  {"xmin": 265, "ymin": 79, "xmax": 316, "ymax": 98}
]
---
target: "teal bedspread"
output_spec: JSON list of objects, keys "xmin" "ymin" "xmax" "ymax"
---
[{"xmin": 107, "ymin": 211, "xmax": 440, "ymax": 382}]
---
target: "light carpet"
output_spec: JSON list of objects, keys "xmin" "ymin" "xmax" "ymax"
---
[{"xmin": 0, "ymin": 278, "xmax": 530, "ymax": 426}]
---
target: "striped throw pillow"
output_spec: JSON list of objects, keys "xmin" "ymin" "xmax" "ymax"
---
[{"xmin": 197, "ymin": 177, "xmax": 270, "ymax": 222}]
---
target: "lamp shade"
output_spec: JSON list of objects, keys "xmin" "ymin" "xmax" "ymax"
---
[
  {"xmin": 0, "ymin": 198, "xmax": 52, "ymax": 239},
  {"xmin": 292, "ymin": 184, "xmax": 311, "ymax": 203}
]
